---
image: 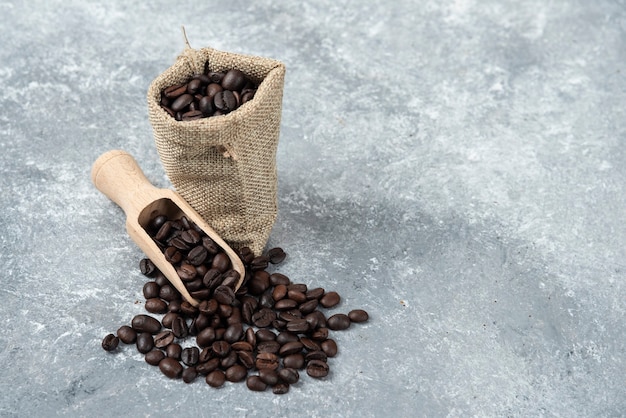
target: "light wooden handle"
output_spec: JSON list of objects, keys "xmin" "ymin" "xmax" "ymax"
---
[{"xmin": 91, "ymin": 150, "xmax": 156, "ymax": 218}]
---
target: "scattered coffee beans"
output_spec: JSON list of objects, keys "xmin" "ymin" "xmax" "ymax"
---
[
  {"xmin": 102, "ymin": 213, "xmax": 369, "ymax": 394},
  {"xmin": 160, "ymin": 67, "xmax": 258, "ymax": 121}
]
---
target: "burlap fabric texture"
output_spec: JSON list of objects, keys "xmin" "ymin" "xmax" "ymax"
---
[{"xmin": 147, "ymin": 46, "xmax": 286, "ymax": 256}]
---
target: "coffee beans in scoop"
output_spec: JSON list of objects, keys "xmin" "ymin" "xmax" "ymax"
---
[
  {"xmin": 101, "ymin": 214, "xmax": 369, "ymax": 394},
  {"xmin": 160, "ymin": 67, "xmax": 258, "ymax": 121}
]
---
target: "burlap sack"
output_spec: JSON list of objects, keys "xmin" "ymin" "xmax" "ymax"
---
[{"xmin": 147, "ymin": 45, "xmax": 286, "ymax": 256}]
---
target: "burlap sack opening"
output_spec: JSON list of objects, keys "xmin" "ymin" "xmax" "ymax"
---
[{"xmin": 147, "ymin": 46, "xmax": 286, "ymax": 256}]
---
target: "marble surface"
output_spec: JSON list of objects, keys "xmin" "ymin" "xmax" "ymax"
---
[{"xmin": 1, "ymin": 0, "xmax": 625, "ymax": 416}]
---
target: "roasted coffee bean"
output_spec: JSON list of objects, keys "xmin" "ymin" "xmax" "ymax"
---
[
  {"xmin": 182, "ymin": 110, "xmax": 204, "ymax": 121},
  {"xmin": 279, "ymin": 341, "xmax": 304, "ymax": 357},
  {"xmin": 167, "ymin": 299, "xmax": 182, "ymax": 313},
  {"xmin": 273, "ymin": 383, "xmax": 289, "ymax": 394},
  {"xmin": 186, "ymin": 278, "xmax": 205, "ymax": 292},
  {"xmin": 306, "ymin": 359, "xmax": 329, "ymax": 378},
  {"xmin": 327, "ymin": 313, "xmax": 351, "ymax": 330},
  {"xmin": 310, "ymin": 327, "xmax": 329, "ymax": 341},
  {"xmin": 181, "ymin": 347, "xmax": 200, "ymax": 366},
  {"xmin": 276, "ymin": 331, "xmax": 299, "ymax": 345},
  {"xmin": 161, "ymin": 312, "xmax": 177, "ymax": 329},
  {"xmin": 279, "ymin": 309, "xmax": 302, "ymax": 322},
  {"xmin": 159, "ymin": 357, "xmax": 183, "ymax": 379},
  {"xmin": 203, "ymin": 269, "xmax": 222, "ymax": 290},
  {"xmin": 180, "ymin": 301, "xmax": 198, "ymax": 317},
  {"xmin": 186, "ymin": 245, "xmax": 208, "ymax": 266},
  {"xmin": 299, "ymin": 299, "xmax": 319, "ymax": 314},
  {"xmin": 299, "ymin": 337, "xmax": 320, "ymax": 352},
  {"xmin": 163, "ymin": 246, "xmax": 182, "ymax": 264},
  {"xmin": 198, "ymin": 298, "xmax": 219, "ymax": 315},
  {"xmin": 177, "ymin": 263, "xmax": 197, "ymax": 281},
  {"xmin": 286, "ymin": 318, "xmax": 309, "ymax": 333},
  {"xmin": 136, "ymin": 333, "xmax": 154, "ymax": 354},
  {"xmin": 196, "ymin": 358, "xmax": 220, "ymax": 375},
  {"xmin": 171, "ymin": 316, "xmax": 189, "ymax": 339},
  {"xmin": 206, "ymin": 370, "xmax": 226, "ymax": 387},
  {"xmin": 143, "ymin": 282, "xmax": 160, "ymax": 299},
  {"xmin": 154, "ymin": 331, "xmax": 174, "ymax": 349},
  {"xmin": 196, "ymin": 327, "xmax": 216, "ymax": 348},
  {"xmin": 116, "ymin": 325, "xmax": 137, "ymax": 344},
  {"xmin": 258, "ymin": 368, "xmax": 279, "ymax": 386},
  {"xmin": 158, "ymin": 284, "xmax": 180, "ymax": 302},
  {"xmin": 272, "ymin": 284, "xmax": 287, "ymax": 301},
  {"xmin": 166, "ymin": 343, "xmax": 182, "ymax": 360},
  {"xmin": 246, "ymin": 375, "xmax": 267, "ymax": 392},
  {"xmin": 287, "ymin": 290, "xmax": 307, "ymax": 304},
  {"xmin": 238, "ymin": 351, "xmax": 255, "ymax": 369},
  {"xmin": 274, "ymin": 299, "xmax": 298, "ymax": 311},
  {"xmin": 171, "ymin": 93, "xmax": 194, "ymax": 112},
  {"xmin": 224, "ymin": 323, "xmax": 244, "ymax": 343},
  {"xmin": 282, "ymin": 353, "xmax": 305, "ymax": 369},
  {"xmin": 306, "ymin": 287, "xmax": 325, "ymax": 300},
  {"xmin": 218, "ymin": 303, "xmax": 233, "ymax": 318},
  {"xmin": 320, "ymin": 291, "xmax": 341, "ymax": 308},
  {"xmin": 132, "ymin": 314, "xmax": 161, "ymax": 334},
  {"xmin": 212, "ymin": 341, "xmax": 231, "ymax": 357},
  {"xmin": 348, "ymin": 309, "xmax": 369, "ymax": 323},
  {"xmin": 255, "ymin": 352, "xmax": 279, "ymax": 370},
  {"xmin": 214, "ymin": 285, "xmax": 236, "ymax": 305},
  {"xmin": 139, "ymin": 258, "xmax": 157, "ymax": 277},
  {"xmin": 145, "ymin": 349, "xmax": 166, "ymax": 366},
  {"xmin": 259, "ymin": 290, "xmax": 275, "ymax": 309},
  {"xmin": 250, "ymin": 255, "xmax": 269, "ymax": 271},
  {"xmin": 305, "ymin": 350, "xmax": 328, "ymax": 362},
  {"xmin": 182, "ymin": 366, "xmax": 198, "ymax": 383},
  {"xmin": 225, "ymin": 364, "xmax": 248, "ymax": 382},
  {"xmin": 252, "ymin": 308, "xmax": 276, "ymax": 328},
  {"xmin": 267, "ymin": 247, "xmax": 286, "ymax": 264},
  {"xmin": 278, "ymin": 367, "xmax": 299, "ymax": 384},
  {"xmin": 101, "ymin": 334, "xmax": 119, "ymax": 351},
  {"xmin": 163, "ymin": 84, "xmax": 187, "ymax": 99},
  {"xmin": 226, "ymin": 306, "xmax": 243, "ymax": 326},
  {"xmin": 208, "ymin": 71, "xmax": 225, "ymax": 83},
  {"xmin": 232, "ymin": 341, "xmax": 253, "ymax": 352},
  {"xmin": 221, "ymin": 351, "xmax": 239, "ymax": 369},
  {"xmin": 257, "ymin": 340, "xmax": 281, "ymax": 354},
  {"xmin": 321, "ymin": 339, "xmax": 338, "ymax": 357},
  {"xmin": 270, "ymin": 273, "xmax": 290, "ymax": 286},
  {"xmin": 221, "ymin": 270, "xmax": 241, "ymax": 289},
  {"xmin": 211, "ymin": 252, "xmax": 231, "ymax": 273},
  {"xmin": 221, "ymin": 69, "xmax": 247, "ymax": 91},
  {"xmin": 199, "ymin": 95, "xmax": 214, "ymax": 115},
  {"xmin": 287, "ymin": 283, "xmax": 307, "ymax": 293},
  {"xmin": 199, "ymin": 347, "xmax": 213, "ymax": 363},
  {"xmin": 145, "ymin": 298, "xmax": 168, "ymax": 314},
  {"xmin": 272, "ymin": 319, "xmax": 287, "ymax": 331},
  {"xmin": 256, "ymin": 328, "xmax": 277, "ymax": 342}
]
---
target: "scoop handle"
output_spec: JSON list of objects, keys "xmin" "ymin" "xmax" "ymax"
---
[{"xmin": 91, "ymin": 150, "xmax": 157, "ymax": 218}]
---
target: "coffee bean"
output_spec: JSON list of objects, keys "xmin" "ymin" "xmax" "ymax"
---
[
  {"xmin": 252, "ymin": 308, "xmax": 276, "ymax": 328},
  {"xmin": 272, "ymin": 383, "xmax": 289, "ymax": 394},
  {"xmin": 171, "ymin": 315, "xmax": 189, "ymax": 339},
  {"xmin": 131, "ymin": 315, "xmax": 161, "ymax": 334},
  {"xmin": 139, "ymin": 258, "xmax": 156, "ymax": 277},
  {"xmin": 310, "ymin": 327, "xmax": 329, "ymax": 341},
  {"xmin": 136, "ymin": 333, "xmax": 154, "ymax": 354},
  {"xmin": 163, "ymin": 84, "xmax": 187, "ymax": 99},
  {"xmin": 159, "ymin": 357, "xmax": 183, "ymax": 379},
  {"xmin": 319, "ymin": 291, "xmax": 341, "ymax": 308},
  {"xmin": 279, "ymin": 341, "xmax": 303, "ymax": 357},
  {"xmin": 212, "ymin": 341, "xmax": 231, "ymax": 357},
  {"xmin": 145, "ymin": 298, "xmax": 168, "ymax": 314},
  {"xmin": 305, "ymin": 287, "xmax": 325, "ymax": 300},
  {"xmin": 224, "ymin": 323, "xmax": 244, "ymax": 343},
  {"xmin": 306, "ymin": 359, "xmax": 329, "ymax": 378},
  {"xmin": 206, "ymin": 370, "xmax": 226, "ymax": 387},
  {"xmin": 286, "ymin": 318, "xmax": 309, "ymax": 333},
  {"xmin": 116, "ymin": 325, "xmax": 137, "ymax": 344},
  {"xmin": 238, "ymin": 351, "xmax": 256, "ymax": 369},
  {"xmin": 274, "ymin": 299, "xmax": 298, "ymax": 311},
  {"xmin": 181, "ymin": 347, "xmax": 200, "ymax": 366},
  {"xmin": 165, "ymin": 343, "xmax": 182, "ymax": 360},
  {"xmin": 182, "ymin": 366, "xmax": 198, "ymax": 383},
  {"xmin": 258, "ymin": 340, "xmax": 281, "ymax": 354},
  {"xmin": 276, "ymin": 331, "xmax": 299, "ymax": 345},
  {"xmin": 270, "ymin": 273, "xmax": 290, "ymax": 286},
  {"xmin": 278, "ymin": 367, "xmax": 299, "ymax": 384},
  {"xmin": 348, "ymin": 309, "xmax": 369, "ymax": 323},
  {"xmin": 256, "ymin": 328, "xmax": 277, "ymax": 342},
  {"xmin": 101, "ymin": 334, "xmax": 119, "ymax": 351},
  {"xmin": 299, "ymin": 337, "xmax": 320, "ymax": 352},
  {"xmin": 196, "ymin": 358, "xmax": 220, "ymax": 376},
  {"xmin": 143, "ymin": 282, "xmax": 160, "ymax": 299},
  {"xmin": 225, "ymin": 364, "xmax": 248, "ymax": 382},
  {"xmin": 287, "ymin": 283, "xmax": 307, "ymax": 293},
  {"xmin": 282, "ymin": 353, "xmax": 305, "ymax": 369},
  {"xmin": 221, "ymin": 69, "xmax": 247, "ymax": 91},
  {"xmin": 246, "ymin": 375, "xmax": 268, "ymax": 391},
  {"xmin": 299, "ymin": 299, "xmax": 319, "ymax": 314},
  {"xmin": 196, "ymin": 327, "xmax": 216, "ymax": 348},
  {"xmin": 255, "ymin": 352, "xmax": 279, "ymax": 370},
  {"xmin": 154, "ymin": 331, "xmax": 174, "ymax": 349},
  {"xmin": 158, "ymin": 284, "xmax": 180, "ymax": 302},
  {"xmin": 267, "ymin": 247, "xmax": 286, "ymax": 264},
  {"xmin": 321, "ymin": 339, "xmax": 338, "ymax": 357},
  {"xmin": 145, "ymin": 349, "xmax": 165, "ymax": 366},
  {"xmin": 305, "ymin": 350, "xmax": 328, "ymax": 362},
  {"xmin": 272, "ymin": 284, "xmax": 287, "ymax": 301},
  {"xmin": 213, "ymin": 285, "xmax": 236, "ymax": 305},
  {"xmin": 327, "ymin": 313, "xmax": 351, "ymax": 330},
  {"xmin": 258, "ymin": 368, "xmax": 279, "ymax": 386}
]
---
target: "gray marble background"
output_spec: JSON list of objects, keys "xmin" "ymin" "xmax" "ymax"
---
[{"xmin": 1, "ymin": 0, "xmax": 625, "ymax": 417}]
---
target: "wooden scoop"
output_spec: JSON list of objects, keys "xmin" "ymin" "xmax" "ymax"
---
[{"xmin": 91, "ymin": 149, "xmax": 245, "ymax": 307}]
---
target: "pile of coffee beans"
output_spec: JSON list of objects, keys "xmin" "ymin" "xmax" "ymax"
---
[
  {"xmin": 159, "ymin": 66, "xmax": 258, "ymax": 121},
  {"xmin": 102, "ymin": 214, "xmax": 369, "ymax": 394}
]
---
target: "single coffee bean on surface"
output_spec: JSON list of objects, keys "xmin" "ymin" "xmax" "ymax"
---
[
  {"xmin": 116, "ymin": 325, "xmax": 137, "ymax": 344},
  {"xmin": 246, "ymin": 375, "xmax": 268, "ymax": 392},
  {"xmin": 273, "ymin": 383, "xmax": 289, "ymax": 395},
  {"xmin": 327, "ymin": 313, "xmax": 351, "ymax": 330},
  {"xmin": 145, "ymin": 349, "xmax": 166, "ymax": 366},
  {"xmin": 159, "ymin": 357, "xmax": 183, "ymax": 379},
  {"xmin": 101, "ymin": 334, "xmax": 119, "ymax": 352},
  {"xmin": 131, "ymin": 314, "xmax": 162, "ymax": 334},
  {"xmin": 319, "ymin": 291, "xmax": 341, "ymax": 308},
  {"xmin": 206, "ymin": 370, "xmax": 226, "ymax": 387},
  {"xmin": 306, "ymin": 359, "xmax": 330, "ymax": 378},
  {"xmin": 348, "ymin": 309, "xmax": 369, "ymax": 323},
  {"xmin": 182, "ymin": 366, "xmax": 198, "ymax": 384},
  {"xmin": 321, "ymin": 339, "xmax": 338, "ymax": 357},
  {"xmin": 136, "ymin": 333, "xmax": 154, "ymax": 354}
]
